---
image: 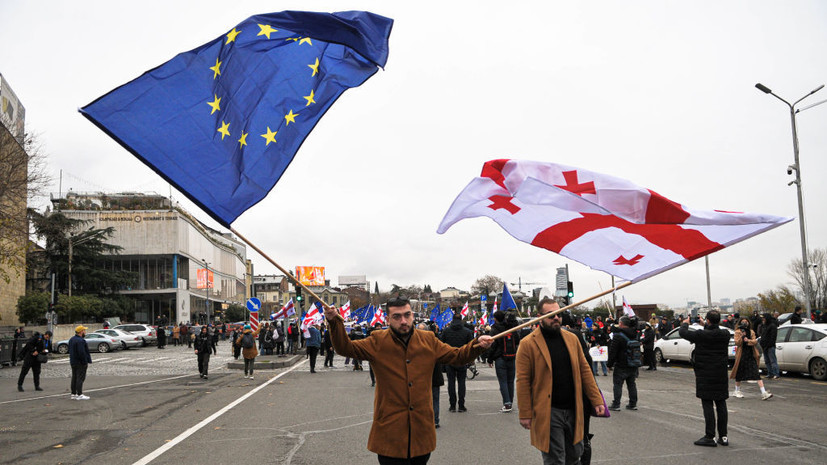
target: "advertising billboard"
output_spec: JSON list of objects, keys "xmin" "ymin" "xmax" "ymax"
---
[
  {"xmin": 0, "ymin": 73, "xmax": 26, "ymax": 142},
  {"xmin": 296, "ymin": 266, "xmax": 325, "ymax": 286},
  {"xmin": 197, "ymin": 268, "xmax": 214, "ymax": 289}
]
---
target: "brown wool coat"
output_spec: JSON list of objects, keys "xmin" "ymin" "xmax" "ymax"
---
[
  {"xmin": 327, "ymin": 314, "xmax": 485, "ymax": 459},
  {"xmin": 236, "ymin": 329, "xmax": 259, "ymax": 360},
  {"xmin": 516, "ymin": 327, "xmax": 604, "ymax": 453},
  {"xmin": 729, "ymin": 328, "xmax": 760, "ymax": 379}
]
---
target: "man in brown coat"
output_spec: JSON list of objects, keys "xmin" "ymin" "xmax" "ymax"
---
[
  {"xmin": 324, "ymin": 296, "xmax": 493, "ymax": 464},
  {"xmin": 516, "ymin": 298, "xmax": 605, "ymax": 464}
]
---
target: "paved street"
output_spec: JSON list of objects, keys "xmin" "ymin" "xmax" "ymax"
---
[{"xmin": 1, "ymin": 348, "xmax": 826, "ymax": 465}]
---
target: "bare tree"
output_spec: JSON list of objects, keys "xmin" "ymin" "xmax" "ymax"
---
[
  {"xmin": 471, "ymin": 275, "xmax": 504, "ymax": 299},
  {"xmin": 0, "ymin": 120, "xmax": 50, "ymax": 284},
  {"xmin": 757, "ymin": 286, "xmax": 800, "ymax": 315},
  {"xmin": 787, "ymin": 248, "xmax": 827, "ymax": 310}
]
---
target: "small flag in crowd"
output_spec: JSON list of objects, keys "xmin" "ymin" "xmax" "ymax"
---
[
  {"xmin": 622, "ymin": 296, "xmax": 635, "ymax": 317},
  {"xmin": 492, "ymin": 297, "xmax": 498, "ymax": 314},
  {"xmin": 501, "ymin": 283, "xmax": 517, "ymax": 311},
  {"xmin": 340, "ymin": 301, "xmax": 351, "ymax": 320},
  {"xmin": 370, "ymin": 305, "xmax": 385, "ymax": 326},
  {"xmin": 81, "ymin": 11, "xmax": 392, "ymax": 227},
  {"xmin": 301, "ymin": 302, "xmax": 323, "ymax": 331},
  {"xmin": 438, "ymin": 159, "xmax": 793, "ymax": 283},
  {"xmin": 273, "ymin": 298, "xmax": 296, "ymax": 320},
  {"xmin": 429, "ymin": 304, "xmax": 441, "ymax": 322},
  {"xmin": 479, "ymin": 310, "xmax": 489, "ymax": 327},
  {"xmin": 460, "ymin": 301, "xmax": 469, "ymax": 318}
]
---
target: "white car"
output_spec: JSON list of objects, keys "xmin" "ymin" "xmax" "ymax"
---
[
  {"xmin": 654, "ymin": 325, "xmax": 736, "ymax": 364},
  {"xmin": 762, "ymin": 324, "xmax": 827, "ymax": 381},
  {"xmin": 94, "ymin": 329, "xmax": 143, "ymax": 349}
]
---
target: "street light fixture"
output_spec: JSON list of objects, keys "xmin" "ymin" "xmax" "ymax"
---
[{"xmin": 755, "ymin": 82, "xmax": 826, "ymax": 319}]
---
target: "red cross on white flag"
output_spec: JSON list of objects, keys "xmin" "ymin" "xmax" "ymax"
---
[
  {"xmin": 622, "ymin": 296, "xmax": 635, "ymax": 317},
  {"xmin": 438, "ymin": 159, "xmax": 793, "ymax": 282},
  {"xmin": 461, "ymin": 301, "xmax": 469, "ymax": 318}
]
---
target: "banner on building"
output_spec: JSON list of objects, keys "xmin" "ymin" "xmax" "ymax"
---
[
  {"xmin": 296, "ymin": 266, "xmax": 325, "ymax": 286},
  {"xmin": 197, "ymin": 269, "xmax": 214, "ymax": 289}
]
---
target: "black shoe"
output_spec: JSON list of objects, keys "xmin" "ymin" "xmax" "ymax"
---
[
  {"xmin": 35, "ymin": 387, "xmax": 43, "ymax": 391},
  {"xmin": 310, "ymin": 370, "xmax": 316, "ymax": 373},
  {"xmin": 608, "ymin": 403, "xmax": 621, "ymax": 411},
  {"xmin": 449, "ymin": 406, "xmax": 456, "ymax": 412},
  {"xmin": 625, "ymin": 404, "xmax": 638, "ymax": 411},
  {"xmin": 458, "ymin": 407, "xmax": 467, "ymax": 412},
  {"xmin": 645, "ymin": 367, "xmax": 654, "ymax": 371},
  {"xmin": 203, "ymin": 375, "xmax": 208, "ymax": 380},
  {"xmin": 717, "ymin": 436, "xmax": 728, "ymax": 446},
  {"xmin": 694, "ymin": 437, "xmax": 717, "ymax": 447},
  {"xmin": 371, "ymin": 382, "xmax": 375, "ymax": 387},
  {"xmin": 17, "ymin": 385, "xmax": 24, "ymax": 392},
  {"xmin": 435, "ymin": 424, "xmax": 440, "ymax": 429}
]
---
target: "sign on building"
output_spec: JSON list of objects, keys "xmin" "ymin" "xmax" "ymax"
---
[
  {"xmin": 296, "ymin": 266, "xmax": 325, "ymax": 286},
  {"xmin": 197, "ymin": 269, "xmax": 214, "ymax": 289}
]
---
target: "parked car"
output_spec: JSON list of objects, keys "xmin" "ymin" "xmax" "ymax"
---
[
  {"xmin": 94, "ymin": 329, "xmax": 142, "ymax": 349},
  {"xmin": 55, "ymin": 333, "xmax": 123, "ymax": 354},
  {"xmin": 777, "ymin": 313, "xmax": 815, "ymax": 326},
  {"xmin": 113, "ymin": 324, "xmax": 157, "ymax": 346},
  {"xmin": 761, "ymin": 323, "xmax": 827, "ymax": 381},
  {"xmin": 654, "ymin": 325, "xmax": 736, "ymax": 365}
]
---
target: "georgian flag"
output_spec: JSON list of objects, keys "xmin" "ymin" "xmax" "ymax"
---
[
  {"xmin": 370, "ymin": 305, "xmax": 385, "ymax": 326},
  {"xmin": 438, "ymin": 159, "xmax": 793, "ymax": 282},
  {"xmin": 339, "ymin": 301, "xmax": 351, "ymax": 320},
  {"xmin": 492, "ymin": 297, "xmax": 498, "ymax": 313},
  {"xmin": 622, "ymin": 296, "xmax": 635, "ymax": 317},
  {"xmin": 273, "ymin": 298, "xmax": 296, "ymax": 320},
  {"xmin": 301, "ymin": 303, "xmax": 323, "ymax": 331},
  {"xmin": 479, "ymin": 310, "xmax": 489, "ymax": 326},
  {"xmin": 460, "ymin": 301, "xmax": 469, "ymax": 318}
]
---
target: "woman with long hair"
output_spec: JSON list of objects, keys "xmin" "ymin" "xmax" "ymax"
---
[{"xmin": 730, "ymin": 317, "xmax": 772, "ymax": 400}]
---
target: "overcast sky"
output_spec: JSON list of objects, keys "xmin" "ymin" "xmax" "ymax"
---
[{"xmin": 2, "ymin": 1, "xmax": 826, "ymax": 309}]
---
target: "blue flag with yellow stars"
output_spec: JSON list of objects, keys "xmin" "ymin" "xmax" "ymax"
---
[{"xmin": 81, "ymin": 10, "xmax": 392, "ymax": 227}]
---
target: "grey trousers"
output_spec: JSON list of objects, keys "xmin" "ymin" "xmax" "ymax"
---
[{"xmin": 541, "ymin": 408, "xmax": 583, "ymax": 465}]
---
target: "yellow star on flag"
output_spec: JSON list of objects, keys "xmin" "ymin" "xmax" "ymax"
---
[
  {"xmin": 217, "ymin": 121, "xmax": 230, "ymax": 140},
  {"xmin": 226, "ymin": 28, "xmax": 241, "ymax": 44},
  {"xmin": 238, "ymin": 131, "xmax": 248, "ymax": 148},
  {"xmin": 308, "ymin": 58, "xmax": 319, "ymax": 76},
  {"xmin": 210, "ymin": 58, "xmax": 222, "ymax": 79},
  {"xmin": 206, "ymin": 95, "xmax": 221, "ymax": 114},
  {"xmin": 303, "ymin": 89, "xmax": 316, "ymax": 106},
  {"xmin": 261, "ymin": 127, "xmax": 278, "ymax": 146},
  {"xmin": 284, "ymin": 110, "xmax": 298, "ymax": 125},
  {"xmin": 299, "ymin": 37, "xmax": 312, "ymax": 46},
  {"xmin": 257, "ymin": 24, "xmax": 278, "ymax": 39}
]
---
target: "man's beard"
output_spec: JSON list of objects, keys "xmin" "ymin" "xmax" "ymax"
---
[
  {"xmin": 541, "ymin": 323, "xmax": 561, "ymax": 335},
  {"xmin": 391, "ymin": 326, "xmax": 411, "ymax": 339}
]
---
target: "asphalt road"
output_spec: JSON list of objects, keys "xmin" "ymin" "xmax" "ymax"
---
[{"xmin": 1, "ymin": 347, "xmax": 825, "ymax": 465}]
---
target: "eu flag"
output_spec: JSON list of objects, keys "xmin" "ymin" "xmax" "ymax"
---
[
  {"xmin": 81, "ymin": 10, "xmax": 392, "ymax": 227},
  {"xmin": 501, "ymin": 283, "xmax": 517, "ymax": 312}
]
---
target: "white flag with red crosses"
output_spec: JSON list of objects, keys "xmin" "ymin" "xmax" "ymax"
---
[{"xmin": 438, "ymin": 159, "xmax": 793, "ymax": 282}]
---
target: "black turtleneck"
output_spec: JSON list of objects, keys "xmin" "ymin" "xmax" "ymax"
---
[{"xmin": 541, "ymin": 326, "xmax": 575, "ymax": 409}]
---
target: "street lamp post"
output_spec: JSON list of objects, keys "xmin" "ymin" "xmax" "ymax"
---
[
  {"xmin": 202, "ymin": 259, "xmax": 211, "ymax": 324},
  {"xmin": 756, "ymin": 82, "xmax": 826, "ymax": 319}
]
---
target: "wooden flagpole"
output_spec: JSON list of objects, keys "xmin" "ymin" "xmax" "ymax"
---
[
  {"xmin": 230, "ymin": 227, "xmax": 329, "ymax": 307},
  {"xmin": 488, "ymin": 280, "xmax": 633, "ymax": 341}
]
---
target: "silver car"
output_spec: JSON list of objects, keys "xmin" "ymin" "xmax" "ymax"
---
[
  {"xmin": 113, "ymin": 324, "xmax": 157, "ymax": 346},
  {"xmin": 55, "ymin": 333, "xmax": 123, "ymax": 354},
  {"xmin": 761, "ymin": 323, "xmax": 827, "ymax": 381},
  {"xmin": 654, "ymin": 325, "xmax": 736, "ymax": 364},
  {"xmin": 94, "ymin": 329, "xmax": 142, "ymax": 349}
]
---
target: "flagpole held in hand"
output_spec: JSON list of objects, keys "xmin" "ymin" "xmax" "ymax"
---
[
  {"xmin": 230, "ymin": 227, "xmax": 328, "ymax": 307},
  {"xmin": 483, "ymin": 281, "xmax": 633, "ymax": 343}
]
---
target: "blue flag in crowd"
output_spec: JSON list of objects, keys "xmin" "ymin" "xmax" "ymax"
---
[
  {"xmin": 81, "ymin": 11, "xmax": 392, "ymax": 227},
  {"xmin": 363, "ymin": 305, "xmax": 375, "ymax": 325},
  {"xmin": 436, "ymin": 307, "xmax": 454, "ymax": 329},
  {"xmin": 429, "ymin": 304, "xmax": 441, "ymax": 322},
  {"xmin": 501, "ymin": 283, "xmax": 517, "ymax": 312},
  {"xmin": 351, "ymin": 305, "xmax": 368, "ymax": 323}
]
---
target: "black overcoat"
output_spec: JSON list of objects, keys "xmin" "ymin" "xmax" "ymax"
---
[{"xmin": 679, "ymin": 323, "xmax": 730, "ymax": 400}]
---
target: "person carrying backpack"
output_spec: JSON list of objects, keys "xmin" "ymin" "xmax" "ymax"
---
[
  {"xmin": 487, "ymin": 311, "xmax": 520, "ymax": 412},
  {"xmin": 236, "ymin": 324, "xmax": 259, "ymax": 379},
  {"xmin": 607, "ymin": 316, "xmax": 641, "ymax": 411}
]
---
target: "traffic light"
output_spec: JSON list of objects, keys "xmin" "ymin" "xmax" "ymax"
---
[
  {"xmin": 566, "ymin": 281, "xmax": 574, "ymax": 305},
  {"xmin": 295, "ymin": 286, "xmax": 304, "ymax": 308}
]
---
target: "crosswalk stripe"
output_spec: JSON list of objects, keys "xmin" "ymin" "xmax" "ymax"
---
[{"xmin": 95, "ymin": 357, "xmax": 129, "ymax": 364}]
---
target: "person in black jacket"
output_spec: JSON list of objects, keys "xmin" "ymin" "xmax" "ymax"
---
[
  {"xmin": 439, "ymin": 315, "xmax": 474, "ymax": 412},
  {"xmin": 642, "ymin": 323, "xmax": 656, "ymax": 371},
  {"xmin": 194, "ymin": 326, "xmax": 212, "ymax": 379},
  {"xmin": 679, "ymin": 311, "xmax": 730, "ymax": 447},
  {"xmin": 323, "ymin": 325, "xmax": 335, "ymax": 367},
  {"xmin": 487, "ymin": 311, "xmax": 519, "ymax": 413},
  {"xmin": 790, "ymin": 306, "xmax": 804, "ymax": 325},
  {"xmin": 607, "ymin": 316, "xmax": 640, "ymax": 411},
  {"xmin": 17, "ymin": 331, "xmax": 51, "ymax": 392},
  {"xmin": 760, "ymin": 314, "xmax": 779, "ymax": 379}
]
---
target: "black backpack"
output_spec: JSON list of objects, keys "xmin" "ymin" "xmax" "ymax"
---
[
  {"xmin": 617, "ymin": 332, "xmax": 642, "ymax": 368},
  {"xmin": 502, "ymin": 333, "xmax": 519, "ymax": 358},
  {"xmin": 241, "ymin": 333, "xmax": 255, "ymax": 349}
]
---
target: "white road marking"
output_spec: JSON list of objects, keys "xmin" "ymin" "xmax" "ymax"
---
[
  {"xmin": 0, "ymin": 373, "xmax": 196, "ymax": 405},
  {"xmin": 132, "ymin": 360, "xmax": 307, "ymax": 465},
  {"xmin": 94, "ymin": 357, "xmax": 130, "ymax": 364}
]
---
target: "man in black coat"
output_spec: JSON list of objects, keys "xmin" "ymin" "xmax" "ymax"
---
[
  {"xmin": 440, "ymin": 314, "xmax": 474, "ymax": 412},
  {"xmin": 607, "ymin": 316, "xmax": 640, "ymax": 411},
  {"xmin": 642, "ymin": 323, "xmax": 656, "ymax": 371},
  {"xmin": 679, "ymin": 310, "xmax": 730, "ymax": 447},
  {"xmin": 17, "ymin": 332, "xmax": 50, "ymax": 391},
  {"xmin": 194, "ymin": 326, "xmax": 212, "ymax": 379},
  {"xmin": 790, "ymin": 306, "xmax": 804, "ymax": 325},
  {"xmin": 759, "ymin": 314, "xmax": 779, "ymax": 379}
]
